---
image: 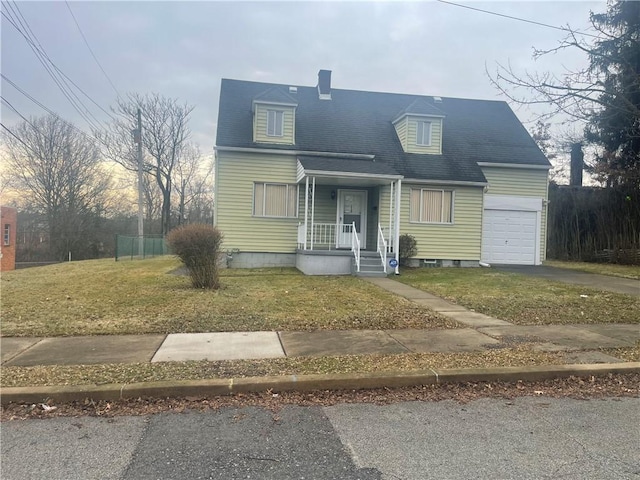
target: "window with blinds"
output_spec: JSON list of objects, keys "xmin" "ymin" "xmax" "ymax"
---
[
  {"xmin": 253, "ymin": 183, "xmax": 298, "ymax": 218},
  {"xmin": 409, "ymin": 189, "xmax": 453, "ymax": 223}
]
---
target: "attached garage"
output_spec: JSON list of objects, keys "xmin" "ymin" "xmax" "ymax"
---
[{"xmin": 481, "ymin": 195, "xmax": 543, "ymax": 265}]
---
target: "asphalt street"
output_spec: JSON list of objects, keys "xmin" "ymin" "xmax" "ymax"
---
[{"xmin": 2, "ymin": 397, "xmax": 639, "ymax": 480}]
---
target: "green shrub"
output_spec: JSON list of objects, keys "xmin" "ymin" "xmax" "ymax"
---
[
  {"xmin": 167, "ymin": 224, "xmax": 223, "ymax": 289},
  {"xmin": 399, "ymin": 234, "xmax": 417, "ymax": 266}
]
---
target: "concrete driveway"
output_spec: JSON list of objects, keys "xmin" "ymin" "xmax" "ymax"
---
[{"xmin": 495, "ymin": 265, "xmax": 640, "ymax": 296}]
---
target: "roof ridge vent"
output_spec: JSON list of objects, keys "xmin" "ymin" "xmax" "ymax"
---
[
  {"xmin": 433, "ymin": 96, "xmax": 442, "ymax": 103},
  {"xmin": 289, "ymin": 86, "xmax": 298, "ymax": 94}
]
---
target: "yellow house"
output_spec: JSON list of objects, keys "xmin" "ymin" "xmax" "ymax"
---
[{"xmin": 215, "ymin": 70, "xmax": 550, "ymax": 275}]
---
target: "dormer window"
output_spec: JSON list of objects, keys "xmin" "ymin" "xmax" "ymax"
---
[
  {"xmin": 267, "ymin": 110, "xmax": 284, "ymax": 137},
  {"xmin": 416, "ymin": 121, "xmax": 432, "ymax": 146}
]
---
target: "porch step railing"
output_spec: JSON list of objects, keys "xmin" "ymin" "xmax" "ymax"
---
[
  {"xmin": 377, "ymin": 223, "xmax": 387, "ymax": 274},
  {"xmin": 351, "ymin": 221, "xmax": 360, "ymax": 272},
  {"xmin": 381, "ymin": 226, "xmax": 394, "ymax": 253}
]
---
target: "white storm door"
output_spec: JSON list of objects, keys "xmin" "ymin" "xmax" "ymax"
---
[{"xmin": 337, "ymin": 190, "xmax": 367, "ymax": 249}]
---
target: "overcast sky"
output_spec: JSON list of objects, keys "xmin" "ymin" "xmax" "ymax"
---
[{"xmin": 1, "ymin": 1, "xmax": 605, "ymax": 158}]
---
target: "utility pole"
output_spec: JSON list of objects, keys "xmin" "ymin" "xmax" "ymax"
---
[{"xmin": 134, "ymin": 108, "xmax": 144, "ymax": 257}]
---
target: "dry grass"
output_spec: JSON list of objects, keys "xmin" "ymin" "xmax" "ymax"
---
[
  {"xmin": 0, "ymin": 346, "xmax": 568, "ymax": 387},
  {"xmin": 1, "ymin": 257, "xmax": 456, "ymax": 337},
  {"xmin": 545, "ymin": 260, "xmax": 640, "ymax": 279},
  {"xmin": 397, "ymin": 268, "xmax": 639, "ymax": 325},
  {"xmin": 603, "ymin": 341, "xmax": 640, "ymax": 363}
]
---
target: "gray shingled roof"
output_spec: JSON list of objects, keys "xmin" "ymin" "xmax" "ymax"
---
[{"xmin": 216, "ymin": 78, "xmax": 550, "ymax": 183}]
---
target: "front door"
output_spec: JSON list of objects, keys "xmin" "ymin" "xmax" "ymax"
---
[{"xmin": 337, "ymin": 189, "xmax": 367, "ymax": 249}]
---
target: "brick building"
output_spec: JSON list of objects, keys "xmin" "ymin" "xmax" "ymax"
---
[{"xmin": 1, "ymin": 206, "xmax": 17, "ymax": 271}]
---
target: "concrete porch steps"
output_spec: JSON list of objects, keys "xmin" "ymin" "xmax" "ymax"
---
[{"xmin": 352, "ymin": 251, "xmax": 388, "ymax": 277}]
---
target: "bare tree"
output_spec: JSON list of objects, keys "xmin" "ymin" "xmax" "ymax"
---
[
  {"xmin": 3, "ymin": 115, "xmax": 110, "ymax": 260},
  {"xmin": 97, "ymin": 93, "xmax": 194, "ymax": 235},
  {"xmin": 172, "ymin": 145, "xmax": 213, "ymax": 225},
  {"xmin": 488, "ymin": 1, "xmax": 640, "ymax": 188}
]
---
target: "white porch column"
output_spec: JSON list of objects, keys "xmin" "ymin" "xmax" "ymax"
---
[
  {"xmin": 310, "ymin": 176, "xmax": 316, "ymax": 250},
  {"xmin": 394, "ymin": 179, "xmax": 401, "ymax": 275},
  {"xmin": 388, "ymin": 181, "xmax": 394, "ymax": 253},
  {"xmin": 303, "ymin": 176, "xmax": 309, "ymax": 250}
]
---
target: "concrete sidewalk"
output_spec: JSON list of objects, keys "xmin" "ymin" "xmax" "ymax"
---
[{"xmin": 2, "ymin": 324, "xmax": 637, "ymax": 368}]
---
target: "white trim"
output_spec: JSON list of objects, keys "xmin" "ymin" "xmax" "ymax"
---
[
  {"xmin": 394, "ymin": 179, "xmax": 401, "ymax": 274},
  {"xmin": 484, "ymin": 194, "xmax": 542, "ymax": 212},
  {"xmin": 252, "ymin": 100, "xmax": 298, "ymax": 108},
  {"xmin": 404, "ymin": 178, "xmax": 487, "ymax": 187},
  {"xmin": 302, "ymin": 168, "xmax": 403, "ymax": 180},
  {"xmin": 336, "ymin": 189, "xmax": 368, "ymax": 249},
  {"xmin": 215, "ymin": 146, "xmax": 375, "ymax": 159},
  {"xmin": 310, "ymin": 177, "xmax": 316, "ymax": 250},
  {"xmin": 478, "ymin": 162, "xmax": 551, "ymax": 170},
  {"xmin": 303, "ymin": 176, "xmax": 309, "ymax": 250},
  {"xmin": 213, "ymin": 150, "xmax": 219, "ymax": 226},
  {"xmin": 392, "ymin": 112, "xmax": 446, "ymax": 124}
]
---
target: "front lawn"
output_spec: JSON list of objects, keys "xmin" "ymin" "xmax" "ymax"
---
[
  {"xmin": 1, "ymin": 258, "xmax": 456, "ymax": 337},
  {"xmin": 397, "ymin": 268, "xmax": 639, "ymax": 325}
]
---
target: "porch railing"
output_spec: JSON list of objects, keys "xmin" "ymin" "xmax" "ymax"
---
[
  {"xmin": 351, "ymin": 221, "xmax": 360, "ymax": 272},
  {"xmin": 377, "ymin": 223, "xmax": 387, "ymax": 274},
  {"xmin": 298, "ymin": 222, "xmax": 356, "ymax": 250}
]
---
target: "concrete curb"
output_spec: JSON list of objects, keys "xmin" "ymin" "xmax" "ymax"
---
[{"xmin": 2, "ymin": 362, "xmax": 639, "ymax": 405}]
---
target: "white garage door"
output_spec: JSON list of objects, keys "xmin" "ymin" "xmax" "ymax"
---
[{"xmin": 482, "ymin": 209, "xmax": 537, "ymax": 265}]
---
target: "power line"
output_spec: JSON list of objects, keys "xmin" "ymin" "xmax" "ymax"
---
[
  {"xmin": 11, "ymin": 2, "xmax": 118, "ymax": 122},
  {"xmin": 1, "ymin": 73, "xmax": 102, "ymax": 145},
  {"xmin": 1, "ymin": 95, "xmax": 39, "ymax": 129},
  {"xmin": 9, "ymin": 1, "xmax": 109, "ymax": 128},
  {"xmin": 1, "ymin": 3, "xmax": 115, "ymax": 130},
  {"xmin": 436, "ymin": 0, "xmax": 599, "ymax": 39},
  {"xmin": 1, "ymin": 7, "xmax": 102, "ymax": 131},
  {"xmin": 65, "ymin": 1, "xmax": 122, "ymax": 99},
  {"xmin": 1, "ymin": 122, "xmax": 36, "ymax": 153}
]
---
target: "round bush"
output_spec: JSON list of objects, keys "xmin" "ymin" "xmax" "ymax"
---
[{"xmin": 167, "ymin": 224, "xmax": 224, "ymax": 289}]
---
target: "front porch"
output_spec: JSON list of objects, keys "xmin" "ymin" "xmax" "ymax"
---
[{"xmin": 295, "ymin": 156, "xmax": 403, "ymax": 276}]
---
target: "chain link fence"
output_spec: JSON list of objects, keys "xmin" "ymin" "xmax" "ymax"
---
[{"xmin": 114, "ymin": 234, "xmax": 169, "ymax": 261}]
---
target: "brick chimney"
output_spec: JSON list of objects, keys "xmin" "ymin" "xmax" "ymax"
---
[
  {"xmin": 570, "ymin": 143, "xmax": 584, "ymax": 186},
  {"xmin": 317, "ymin": 70, "xmax": 332, "ymax": 100}
]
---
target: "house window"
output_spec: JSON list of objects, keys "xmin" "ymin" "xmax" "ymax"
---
[
  {"xmin": 416, "ymin": 121, "xmax": 432, "ymax": 146},
  {"xmin": 266, "ymin": 110, "xmax": 284, "ymax": 137},
  {"xmin": 3, "ymin": 224, "xmax": 9, "ymax": 246},
  {"xmin": 253, "ymin": 183, "xmax": 298, "ymax": 218},
  {"xmin": 410, "ymin": 189, "xmax": 453, "ymax": 223}
]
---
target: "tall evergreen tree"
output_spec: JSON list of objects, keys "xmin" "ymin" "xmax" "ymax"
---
[
  {"xmin": 491, "ymin": 0, "xmax": 640, "ymax": 188},
  {"xmin": 585, "ymin": 1, "xmax": 640, "ymax": 187}
]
